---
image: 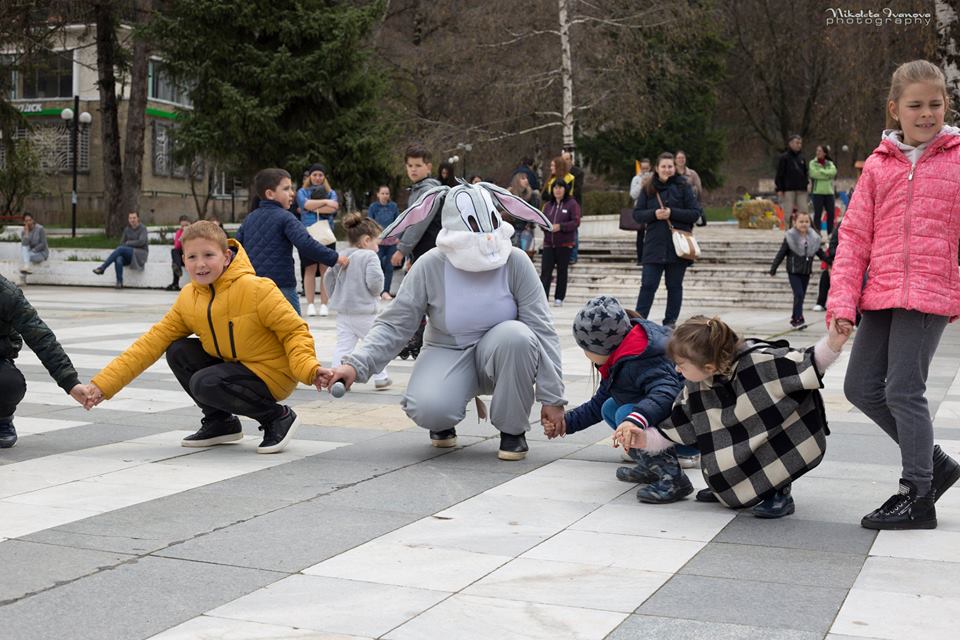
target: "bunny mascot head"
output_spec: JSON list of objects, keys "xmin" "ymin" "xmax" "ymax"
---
[{"xmin": 380, "ymin": 182, "xmax": 552, "ymax": 272}]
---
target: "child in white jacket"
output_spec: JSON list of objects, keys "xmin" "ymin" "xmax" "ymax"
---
[{"xmin": 323, "ymin": 213, "xmax": 391, "ymax": 389}]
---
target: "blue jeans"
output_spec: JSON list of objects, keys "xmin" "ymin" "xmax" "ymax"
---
[
  {"xmin": 602, "ymin": 397, "xmax": 697, "ymax": 456},
  {"xmin": 279, "ymin": 287, "xmax": 301, "ymax": 315},
  {"xmin": 635, "ymin": 261, "xmax": 689, "ymax": 327},
  {"xmin": 788, "ymin": 273, "xmax": 810, "ymax": 321},
  {"xmin": 378, "ymin": 245, "xmax": 397, "ymax": 295},
  {"xmin": 570, "ymin": 230, "xmax": 579, "ymax": 263},
  {"xmin": 99, "ymin": 246, "xmax": 134, "ymax": 283}
]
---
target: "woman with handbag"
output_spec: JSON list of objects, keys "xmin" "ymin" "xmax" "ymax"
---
[
  {"xmin": 632, "ymin": 152, "xmax": 702, "ymax": 328},
  {"xmin": 297, "ymin": 164, "xmax": 341, "ymax": 317}
]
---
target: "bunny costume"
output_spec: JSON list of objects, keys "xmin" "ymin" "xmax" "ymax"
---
[{"xmin": 342, "ymin": 183, "xmax": 566, "ymax": 455}]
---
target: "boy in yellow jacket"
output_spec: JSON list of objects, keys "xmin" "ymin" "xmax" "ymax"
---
[{"xmin": 79, "ymin": 221, "xmax": 326, "ymax": 453}]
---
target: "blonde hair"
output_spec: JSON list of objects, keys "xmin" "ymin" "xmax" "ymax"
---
[
  {"xmin": 667, "ymin": 315, "xmax": 742, "ymax": 377},
  {"xmin": 181, "ymin": 220, "xmax": 229, "ymax": 252},
  {"xmin": 886, "ymin": 60, "xmax": 950, "ymax": 129},
  {"xmin": 342, "ymin": 212, "xmax": 382, "ymax": 245}
]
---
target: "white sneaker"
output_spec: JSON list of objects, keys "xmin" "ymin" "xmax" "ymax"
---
[
  {"xmin": 374, "ymin": 377, "xmax": 392, "ymax": 390},
  {"xmin": 812, "ymin": 304, "xmax": 825, "ymax": 312},
  {"xmin": 554, "ymin": 299, "xmax": 563, "ymax": 307},
  {"xmin": 19, "ymin": 263, "xmax": 32, "ymax": 274},
  {"xmin": 319, "ymin": 304, "xmax": 329, "ymax": 317},
  {"xmin": 306, "ymin": 303, "xmax": 317, "ymax": 317}
]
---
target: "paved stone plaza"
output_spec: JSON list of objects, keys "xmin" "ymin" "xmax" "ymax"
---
[{"xmin": 2, "ymin": 285, "xmax": 960, "ymax": 640}]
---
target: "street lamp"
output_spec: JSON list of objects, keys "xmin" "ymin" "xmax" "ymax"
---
[
  {"xmin": 456, "ymin": 143, "xmax": 472, "ymax": 179},
  {"xmin": 61, "ymin": 96, "xmax": 91, "ymax": 238}
]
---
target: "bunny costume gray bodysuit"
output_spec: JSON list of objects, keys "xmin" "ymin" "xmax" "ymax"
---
[{"xmin": 342, "ymin": 182, "xmax": 566, "ymax": 440}]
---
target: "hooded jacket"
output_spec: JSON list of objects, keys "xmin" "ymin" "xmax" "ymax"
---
[
  {"xmin": 564, "ymin": 320, "xmax": 682, "ymax": 433},
  {"xmin": 827, "ymin": 127, "xmax": 960, "ymax": 325},
  {"xmin": 91, "ymin": 240, "xmax": 320, "ymax": 400}
]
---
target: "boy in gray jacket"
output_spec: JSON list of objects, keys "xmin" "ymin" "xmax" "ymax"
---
[{"xmin": 324, "ymin": 212, "xmax": 391, "ymax": 389}]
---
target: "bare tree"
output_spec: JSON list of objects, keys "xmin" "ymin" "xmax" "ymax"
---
[
  {"xmin": 937, "ymin": 0, "xmax": 960, "ymax": 121},
  {"xmin": 118, "ymin": 0, "xmax": 152, "ymax": 222}
]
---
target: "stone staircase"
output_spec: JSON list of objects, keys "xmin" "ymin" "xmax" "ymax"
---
[{"xmin": 550, "ymin": 225, "xmax": 822, "ymax": 310}]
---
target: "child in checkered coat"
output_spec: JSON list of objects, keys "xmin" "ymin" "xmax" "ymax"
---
[
  {"xmin": 615, "ymin": 316, "xmax": 848, "ymax": 518},
  {"xmin": 543, "ymin": 296, "xmax": 692, "ymax": 504}
]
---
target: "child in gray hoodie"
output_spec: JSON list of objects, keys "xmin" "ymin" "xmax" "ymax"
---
[{"xmin": 323, "ymin": 213, "xmax": 391, "ymax": 389}]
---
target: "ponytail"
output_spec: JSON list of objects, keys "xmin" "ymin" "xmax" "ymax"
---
[{"xmin": 667, "ymin": 315, "xmax": 741, "ymax": 377}]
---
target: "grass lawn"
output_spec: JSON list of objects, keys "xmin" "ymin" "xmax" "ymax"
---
[
  {"xmin": 47, "ymin": 234, "xmax": 129, "ymax": 249},
  {"xmin": 704, "ymin": 206, "xmax": 733, "ymax": 222}
]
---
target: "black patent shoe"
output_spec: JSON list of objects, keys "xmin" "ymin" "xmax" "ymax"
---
[
  {"xmin": 696, "ymin": 488, "xmax": 720, "ymax": 503},
  {"xmin": 0, "ymin": 420, "xmax": 17, "ymax": 448},
  {"xmin": 181, "ymin": 415, "xmax": 243, "ymax": 447},
  {"xmin": 861, "ymin": 479, "xmax": 937, "ymax": 530},
  {"xmin": 933, "ymin": 445, "xmax": 960, "ymax": 503},
  {"xmin": 498, "ymin": 432, "xmax": 528, "ymax": 461},
  {"xmin": 752, "ymin": 485, "xmax": 795, "ymax": 519},
  {"xmin": 430, "ymin": 428, "xmax": 457, "ymax": 448},
  {"xmin": 257, "ymin": 407, "xmax": 300, "ymax": 454}
]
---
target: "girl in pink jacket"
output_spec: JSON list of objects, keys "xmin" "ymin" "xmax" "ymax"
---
[{"xmin": 828, "ymin": 60, "xmax": 960, "ymax": 531}]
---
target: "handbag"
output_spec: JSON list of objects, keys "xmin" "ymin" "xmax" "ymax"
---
[
  {"xmin": 307, "ymin": 219, "xmax": 336, "ymax": 245},
  {"xmin": 656, "ymin": 192, "xmax": 701, "ymax": 261},
  {"xmin": 619, "ymin": 207, "xmax": 645, "ymax": 232}
]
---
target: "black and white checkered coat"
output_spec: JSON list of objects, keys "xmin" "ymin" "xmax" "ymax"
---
[{"xmin": 656, "ymin": 339, "xmax": 829, "ymax": 508}]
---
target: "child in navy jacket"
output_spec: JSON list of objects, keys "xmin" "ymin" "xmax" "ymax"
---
[{"xmin": 544, "ymin": 295, "xmax": 691, "ymax": 503}]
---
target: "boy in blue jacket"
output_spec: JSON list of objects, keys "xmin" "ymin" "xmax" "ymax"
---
[
  {"xmin": 544, "ymin": 295, "xmax": 691, "ymax": 503},
  {"xmin": 236, "ymin": 168, "xmax": 348, "ymax": 314}
]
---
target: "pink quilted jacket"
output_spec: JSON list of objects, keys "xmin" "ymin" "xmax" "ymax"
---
[{"xmin": 827, "ymin": 132, "xmax": 960, "ymax": 324}]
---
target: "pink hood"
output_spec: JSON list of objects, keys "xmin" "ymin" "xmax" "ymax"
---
[{"xmin": 827, "ymin": 127, "xmax": 960, "ymax": 324}]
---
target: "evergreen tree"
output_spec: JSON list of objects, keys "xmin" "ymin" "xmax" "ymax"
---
[{"xmin": 149, "ymin": 0, "xmax": 394, "ymax": 202}]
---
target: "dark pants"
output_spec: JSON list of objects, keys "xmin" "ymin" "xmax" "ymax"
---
[
  {"xmin": 570, "ymin": 230, "xmax": 579, "ymax": 264},
  {"xmin": 635, "ymin": 229, "xmax": 645, "ymax": 265},
  {"xmin": 99, "ymin": 245, "xmax": 134, "ymax": 283},
  {"xmin": 378, "ymin": 244, "xmax": 397, "ymax": 295},
  {"xmin": 816, "ymin": 270, "xmax": 830, "ymax": 307},
  {"xmin": 0, "ymin": 359, "xmax": 27, "ymax": 418},
  {"xmin": 636, "ymin": 261, "xmax": 689, "ymax": 326},
  {"xmin": 171, "ymin": 248, "xmax": 183, "ymax": 284},
  {"xmin": 165, "ymin": 338, "xmax": 283, "ymax": 424},
  {"xmin": 788, "ymin": 273, "xmax": 810, "ymax": 321},
  {"xmin": 811, "ymin": 194, "xmax": 835, "ymax": 234},
  {"xmin": 844, "ymin": 310, "xmax": 948, "ymax": 494},
  {"xmin": 541, "ymin": 246, "xmax": 572, "ymax": 301}
]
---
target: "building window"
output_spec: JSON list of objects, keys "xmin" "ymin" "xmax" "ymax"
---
[
  {"xmin": 152, "ymin": 121, "xmax": 199, "ymax": 179},
  {"xmin": 3, "ymin": 50, "xmax": 74, "ymax": 100},
  {"xmin": 0, "ymin": 120, "xmax": 89, "ymax": 172},
  {"xmin": 148, "ymin": 60, "xmax": 192, "ymax": 107}
]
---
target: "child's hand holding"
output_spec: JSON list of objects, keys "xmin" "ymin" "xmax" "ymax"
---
[
  {"xmin": 313, "ymin": 367, "xmax": 334, "ymax": 392},
  {"xmin": 613, "ymin": 422, "xmax": 646, "ymax": 450},
  {"xmin": 71, "ymin": 383, "xmax": 104, "ymax": 410},
  {"xmin": 541, "ymin": 405, "xmax": 566, "ymax": 439},
  {"xmin": 336, "ymin": 254, "xmax": 350, "ymax": 268},
  {"xmin": 828, "ymin": 317, "xmax": 851, "ymax": 352}
]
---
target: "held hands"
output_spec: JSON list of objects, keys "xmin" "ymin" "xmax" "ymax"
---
[
  {"xmin": 655, "ymin": 208, "xmax": 671, "ymax": 221},
  {"xmin": 829, "ymin": 317, "xmax": 853, "ymax": 352},
  {"xmin": 69, "ymin": 383, "xmax": 104, "ymax": 410},
  {"xmin": 613, "ymin": 421, "xmax": 646, "ymax": 451},
  {"xmin": 317, "ymin": 364, "xmax": 358, "ymax": 392},
  {"xmin": 541, "ymin": 404, "xmax": 566, "ymax": 439}
]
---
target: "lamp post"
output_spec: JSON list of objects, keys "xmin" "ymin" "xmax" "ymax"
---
[
  {"xmin": 456, "ymin": 142, "xmax": 472, "ymax": 179},
  {"xmin": 61, "ymin": 96, "xmax": 91, "ymax": 238}
]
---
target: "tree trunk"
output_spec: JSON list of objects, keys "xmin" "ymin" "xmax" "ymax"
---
[
  {"xmin": 936, "ymin": 0, "xmax": 960, "ymax": 122},
  {"xmin": 118, "ymin": 0, "xmax": 152, "ymax": 222},
  {"xmin": 94, "ymin": 2, "xmax": 124, "ymax": 237},
  {"xmin": 558, "ymin": 0, "xmax": 574, "ymax": 149}
]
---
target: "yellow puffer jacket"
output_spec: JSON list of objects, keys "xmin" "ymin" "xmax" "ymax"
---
[{"xmin": 92, "ymin": 240, "xmax": 318, "ymax": 400}]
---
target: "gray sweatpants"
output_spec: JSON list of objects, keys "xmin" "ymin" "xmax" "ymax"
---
[
  {"xmin": 402, "ymin": 320, "xmax": 540, "ymax": 435},
  {"xmin": 844, "ymin": 309, "xmax": 948, "ymax": 494}
]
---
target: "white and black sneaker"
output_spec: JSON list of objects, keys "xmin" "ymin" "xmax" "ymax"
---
[
  {"xmin": 181, "ymin": 415, "xmax": 243, "ymax": 447},
  {"xmin": 498, "ymin": 432, "xmax": 528, "ymax": 461},
  {"xmin": 257, "ymin": 406, "xmax": 301, "ymax": 454}
]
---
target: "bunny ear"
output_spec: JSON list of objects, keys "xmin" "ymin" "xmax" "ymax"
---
[
  {"xmin": 477, "ymin": 182, "xmax": 552, "ymax": 230},
  {"xmin": 379, "ymin": 185, "xmax": 449, "ymax": 245}
]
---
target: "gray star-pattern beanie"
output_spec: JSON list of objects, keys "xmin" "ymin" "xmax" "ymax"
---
[{"xmin": 573, "ymin": 295, "xmax": 633, "ymax": 355}]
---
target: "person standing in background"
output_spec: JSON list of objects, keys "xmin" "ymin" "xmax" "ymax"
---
[
  {"xmin": 368, "ymin": 185, "xmax": 400, "ymax": 300},
  {"xmin": 809, "ymin": 144, "xmax": 838, "ymax": 235}
]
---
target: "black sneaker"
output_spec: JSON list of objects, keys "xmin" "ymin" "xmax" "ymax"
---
[
  {"xmin": 696, "ymin": 488, "xmax": 720, "ymax": 503},
  {"xmin": 0, "ymin": 420, "xmax": 17, "ymax": 449},
  {"xmin": 933, "ymin": 445, "xmax": 960, "ymax": 503},
  {"xmin": 257, "ymin": 407, "xmax": 301, "ymax": 454},
  {"xmin": 498, "ymin": 432, "xmax": 528, "ymax": 461},
  {"xmin": 752, "ymin": 485, "xmax": 795, "ymax": 518},
  {"xmin": 861, "ymin": 479, "xmax": 937, "ymax": 530},
  {"xmin": 92, "ymin": 266, "xmax": 104, "ymax": 275},
  {"xmin": 181, "ymin": 415, "xmax": 243, "ymax": 447},
  {"xmin": 430, "ymin": 428, "xmax": 457, "ymax": 448}
]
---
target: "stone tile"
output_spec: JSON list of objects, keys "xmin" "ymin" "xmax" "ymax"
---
[
  {"xmin": 788, "ymin": 476, "xmax": 895, "ymax": 525},
  {"xmin": 0, "ymin": 539, "xmax": 132, "ymax": 603},
  {"xmin": 157, "ymin": 504, "xmax": 419, "ymax": 573},
  {"xmin": 870, "ymin": 529, "xmax": 960, "ymax": 564},
  {"xmin": 383, "ymin": 593, "xmax": 626, "ymax": 640},
  {"xmin": 607, "ymin": 615, "xmax": 823, "ymax": 640},
  {"xmin": 422, "ymin": 439, "xmax": 586, "ymax": 475},
  {"xmin": 831, "ymin": 588, "xmax": 960, "ymax": 640},
  {"xmin": 521, "ymin": 530, "xmax": 704, "ymax": 574},
  {"xmin": 463, "ymin": 557, "xmax": 670, "ymax": 613},
  {"xmin": 304, "ymin": 540, "xmax": 511, "ymax": 591},
  {"xmin": 637, "ymin": 574, "xmax": 847, "ymax": 634},
  {"xmin": 817, "ymin": 434, "xmax": 903, "ymax": 466},
  {"xmin": 0, "ymin": 501, "xmax": 101, "ymax": 539},
  {"xmin": 147, "ymin": 616, "xmax": 370, "ymax": 639},
  {"xmin": 209, "ymin": 575, "xmax": 448, "ymax": 638},
  {"xmin": 0, "ymin": 556, "xmax": 283, "ymax": 640},
  {"xmin": 713, "ymin": 515, "xmax": 876, "ymax": 554},
  {"xmin": 570, "ymin": 503, "xmax": 735, "ymax": 542},
  {"xmin": 852, "ymin": 556, "xmax": 960, "ymax": 598},
  {"xmin": 312, "ymin": 430, "xmax": 454, "ymax": 467},
  {"xmin": 680, "ymin": 542, "xmax": 864, "ymax": 588}
]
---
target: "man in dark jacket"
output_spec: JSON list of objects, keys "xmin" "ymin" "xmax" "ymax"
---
[
  {"xmin": 776, "ymin": 135, "xmax": 809, "ymax": 219},
  {"xmin": 235, "ymin": 168, "xmax": 348, "ymax": 315},
  {"xmin": 1, "ymin": 275, "xmax": 87, "ymax": 447}
]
